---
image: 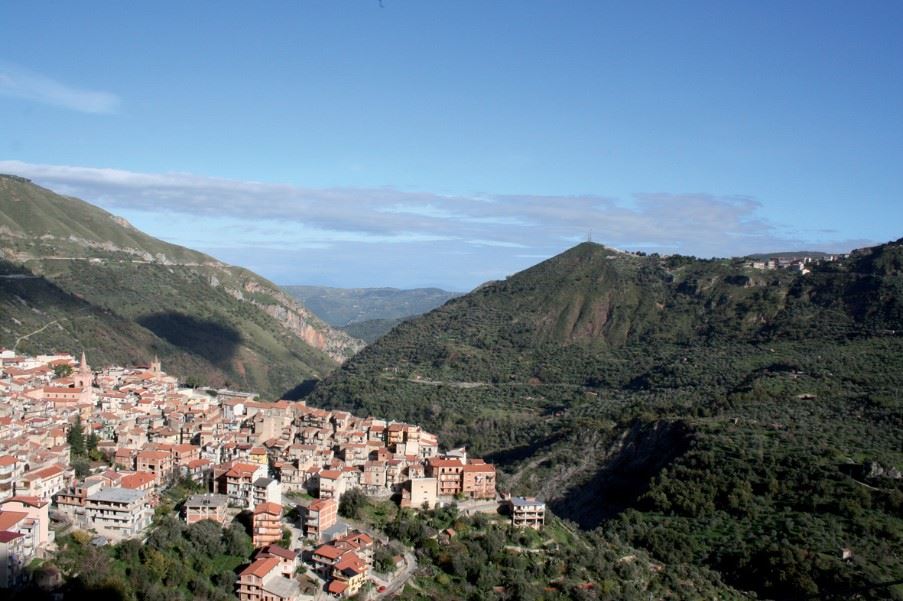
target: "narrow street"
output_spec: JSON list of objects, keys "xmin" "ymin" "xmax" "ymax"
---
[{"xmin": 373, "ymin": 548, "xmax": 417, "ymax": 598}]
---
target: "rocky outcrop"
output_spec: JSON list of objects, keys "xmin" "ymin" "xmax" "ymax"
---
[
  {"xmin": 237, "ymin": 277, "xmax": 365, "ymax": 362},
  {"xmin": 865, "ymin": 461, "xmax": 903, "ymax": 480}
]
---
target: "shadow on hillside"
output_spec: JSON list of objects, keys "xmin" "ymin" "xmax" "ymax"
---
[
  {"xmin": 549, "ymin": 420, "xmax": 692, "ymax": 530},
  {"xmin": 483, "ymin": 430, "xmax": 570, "ymax": 467},
  {"xmin": 137, "ymin": 312, "xmax": 241, "ymax": 369},
  {"xmin": 282, "ymin": 378, "xmax": 320, "ymax": 401}
]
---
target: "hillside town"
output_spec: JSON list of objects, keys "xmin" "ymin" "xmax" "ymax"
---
[{"xmin": 0, "ymin": 350, "xmax": 534, "ymax": 599}]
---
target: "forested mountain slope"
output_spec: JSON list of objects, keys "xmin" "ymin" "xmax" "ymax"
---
[{"xmin": 309, "ymin": 240, "xmax": 903, "ymax": 599}]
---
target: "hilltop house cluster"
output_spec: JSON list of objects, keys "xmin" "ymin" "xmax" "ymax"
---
[
  {"xmin": 0, "ymin": 349, "xmax": 499, "ymax": 596},
  {"xmin": 746, "ymin": 253, "xmax": 847, "ymax": 274}
]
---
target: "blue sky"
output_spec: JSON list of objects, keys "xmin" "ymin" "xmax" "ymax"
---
[{"xmin": 1, "ymin": 1, "xmax": 901, "ymax": 290}]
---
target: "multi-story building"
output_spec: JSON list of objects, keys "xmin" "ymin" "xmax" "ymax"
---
[
  {"xmin": 252, "ymin": 502, "xmax": 282, "ymax": 548},
  {"xmin": 462, "ymin": 462, "xmax": 496, "ymax": 500},
  {"xmin": 510, "ymin": 496, "xmax": 545, "ymax": 529},
  {"xmin": 426, "ymin": 458, "xmax": 464, "ymax": 497},
  {"xmin": 184, "ymin": 493, "xmax": 229, "ymax": 526},
  {"xmin": 400, "ymin": 477, "xmax": 438, "ymax": 509},
  {"xmin": 311, "ymin": 544, "xmax": 343, "ymax": 577},
  {"xmin": 304, "ymin": 497, "xmax": 337, "ymax": 541},
  {"xmin": 0, "ymin": 456, "xmax": 19, "ymax": 502},
  {"xmin": 256, "ymin": 544, "xmax": 298, "ymax": 579},
  {"xmin": 327, "ymin": 551, "xmax": 368, "ymax": 598},
  {"xmin": 169, "ymin": 443, "xmax": 200, "ymax": 467},
  {"xmin": 181, "ymin": 458, "xmax": 212, "ymax": 486},
  {"xmin": 0, "ymin": 530, "xmax": 26, "ymax": 588},
  {"xmin": 16, "ymin": 465, "xmax": 66, "ymax": 502},
  {"xmin": 0, "ymin": 497, "xmax": 51, "ymax": 552},
  {"xmin": 136, "ymin": 450, "xmax": 174, "ymax": 485},
  {"xmin": 236, "ymin": 555, "xmax": 301, "ymax": 601},
  {"xmin": 224, "ymin": 463, "xmax": 267, "ymax": 509},
  {"xmin": 84, "ymin": 488, "xmax": 152, "ymax": 541},
  {"xmin": 317, "ymin": 470, "xmax": 344, "ymax": 500},
  {"xmin": 252, "ymin": 477, "xmax": 281, "ymax": 508}
]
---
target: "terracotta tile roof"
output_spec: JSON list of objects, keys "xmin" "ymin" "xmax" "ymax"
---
[
  {"xmin": 239, "ymin": 556, "xmax": 280, "ymax": 578},
  {"xmin": 260, "ymin": 544, "xmax": 297, "ymax": 560},
  {"xmin": 121, "ymin": 472, "xmax": 155, "ymax": 489},
  {"xmin": 27, "ymin": 464, "xmax": 63, "ymax": 479},
  {"xmin": 253, "ymin": 502, "xmax": 282, "ymax": 516},
  {"xmin": 313, "ymin": 544, "xmax": 343, "ymax": 560},
  {"xmin": 335, "ymin": 551, "xmax": 366, "ymax": 573},
  {"xmin": 428, "ymin": 458, "xmax": 463, "ymax": 468},
  {"xmin": 225, "ymin": 463, "xmax": 260, "ymax": 478},
  {"xmin": 340, "ymin": 532, "xmax": 373, "ymax": 546},
  {"xmin": 308, "ymin": 498, "xmax": 337, "ymax": 512},
  {"xmin": 462, "ymin": 464, "xmax": 496, "ymax": 473},
  {"xmin": 136, "ymin": 450, "xmax": 170, "ymax": 461},
  {"xmin": 0, "ymin": 511, "xmax": 28, "ymax": 531},
  {"xmin": 3, "ymin": 496, "xmax": 47, "ymax": 508}
]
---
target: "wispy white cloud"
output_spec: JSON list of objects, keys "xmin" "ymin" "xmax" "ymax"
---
[
  {"xmin": 0, "ymin": 160, "xmax": 873, "ymax": 288},
  {"xmin": 467, "ymin": 239, "xmax": 528, "ymax": 248},
  {"xmin": 0, "ymin": 63, "xmax": 120, "ymax": 114}
]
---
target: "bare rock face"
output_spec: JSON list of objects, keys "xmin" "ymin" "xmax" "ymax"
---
[
  {"xmin": 865, "ymin": 461, "xmax": 903, "ymax": 480},
  {"xmin": 240, "ymin": 279, "xmax": 365, "ymax": 362}
]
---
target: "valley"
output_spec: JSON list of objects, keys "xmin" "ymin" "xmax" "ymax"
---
[{"xmin": 1, "ymin": 175, "xmax": 901, "ymax": 599}]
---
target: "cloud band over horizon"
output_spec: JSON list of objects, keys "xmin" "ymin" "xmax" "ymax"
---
[{"xmin": 0, "ymin": 160, "xmax": 874, "ymax": 289}]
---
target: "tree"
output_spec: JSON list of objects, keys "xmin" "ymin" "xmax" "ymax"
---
[
  {"xmin": 279, "ymin": 527, "xmax": 292, "ymax": 549},
  {"xmin": 223, "ymin": 523, "xmax": 252, "ymax": 557},
  {"xmin": 68, "ymin": 417, "xmax": 86, "ymax": 457},
  {"xmin": 54, "ymin": 364, "xmax": 73, "ymax": 378},
  {"xmin": 71, "ymin": 457, "xmax": 91, "ymax": 479},
  {"xmin": 373, "ymin": 545, "xmax": 396, "ymax": 573},
  {"xmin": 339, "ymin": 489, "xmax": 368, "ymax": 520},
  {"xmin": 87, "ymin": 432, "xmax": 99, "ymax": 453},
  {"xmin": 185, "ymin": 520, "xmax": 225, "ymax": 555}
]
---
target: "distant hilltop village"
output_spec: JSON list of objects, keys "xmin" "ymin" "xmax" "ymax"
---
[
  {"xmin": 746, "ymin": 253, "xmax": 847, "ymax": 274},
  {"xmin": 0, "ymin": 349, "xmax": 515, "ymax": 598}
]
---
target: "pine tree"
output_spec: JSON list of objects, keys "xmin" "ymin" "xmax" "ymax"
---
[
  {"xmin": 87, "ymin": 431, "xmax": 98, "ymax": 452},
  {"xmin": 68, "ymin": 416, "xmax": 86, "ymax": 457}
]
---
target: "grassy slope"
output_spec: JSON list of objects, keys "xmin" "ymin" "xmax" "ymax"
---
[{"xmin": 309, "ymin": 241, "xmax": 903, "ymax": 599}]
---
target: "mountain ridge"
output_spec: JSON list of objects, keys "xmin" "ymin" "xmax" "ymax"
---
[{"xmin": 0, "ymin": 174, "xmax": 364, "ymax": 397}]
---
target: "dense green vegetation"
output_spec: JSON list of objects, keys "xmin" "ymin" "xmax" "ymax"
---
[
  {"xmin": 2, "ymin": 517, "xmax": 253, "ymax": 601},
  {"xmin": 340, "ymin": 317, "xmax": 407, "ymax": 343},
  {"xmin": 0, "ymin": 175, "xmax": 361, "ymax": 397},
  {"xmin": 310, "ymin": 240, "xmax": 903, "ymax": 599},
  {"xmin": 283, "ymin": 285, "xmax": 459, "ymax": 327},
  {"xmin": 351, "ymin": 494, "xmax": 746, "ymax": 600}
]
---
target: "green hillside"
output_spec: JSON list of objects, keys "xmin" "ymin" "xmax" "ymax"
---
[
  {"xmin": 309, "ymin": 241, "xmax": 903, "ymax": 599},
  {"xmin": 0, "ymin": 174, "xmax": 364, "ymax": 397},
  {"xmin": 339, "ymin": 317, "xmax": 406, "ymax": 343}
]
